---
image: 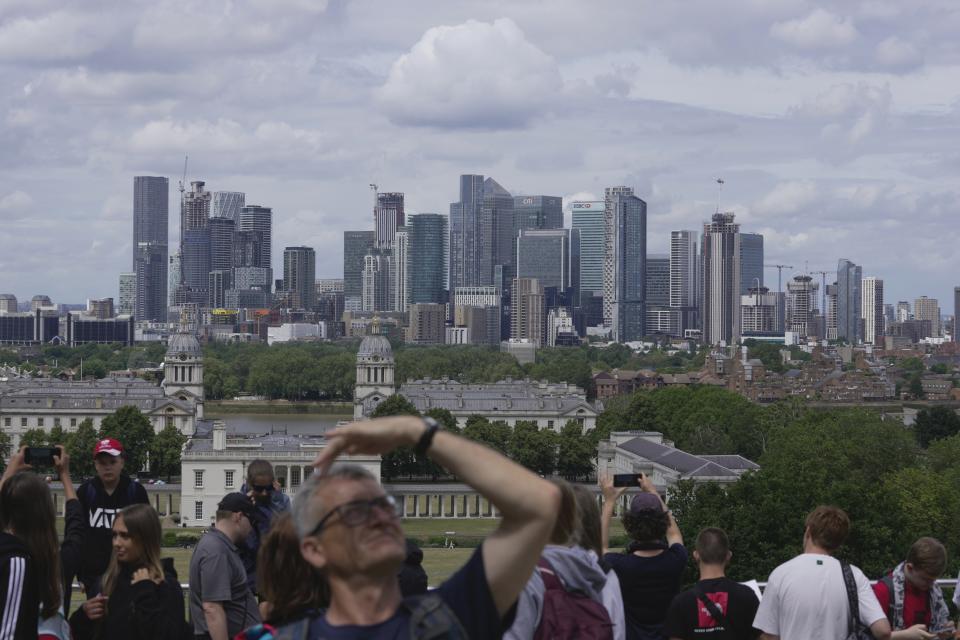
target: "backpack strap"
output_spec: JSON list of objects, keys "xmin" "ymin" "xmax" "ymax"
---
[
  {"xmin": 271, "ymin": 617, "xmax": 312, "ymax": 640},
  {"xmin": 840, "ymin": 561, "xmax": 861, "ymax": 636},
  {"xmin": 537, "ymin": 558, "xmax": 565, "ymax": 592},
  {"xmin": 879, "ymin": 574, "xmax": 895, "ymax": 624},
  {"xmin": 694, "ymin": 583, "xmax": 730, "ymax": 631},
  {"xmin": 403, "ymin": 593, "xmax": 468, "ymax": 640}
]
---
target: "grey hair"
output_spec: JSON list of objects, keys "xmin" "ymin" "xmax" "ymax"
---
[{"xmin": 292, "ymin": 464, "xmax": 378, "ymax": 540}]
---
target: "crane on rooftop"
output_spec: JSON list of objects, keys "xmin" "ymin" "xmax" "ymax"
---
[{"xmin": 765, "ymin": 264, "xmax": 794, "ymax": 296}]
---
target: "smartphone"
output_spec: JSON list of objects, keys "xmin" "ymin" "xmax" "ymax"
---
[
  {"xmin": 613, "ymin": 473, "xmax": 640, "ymax": 487},
  {"xmin": 25, "ymin": 446, "xmax": 57, "ymax": 467}
]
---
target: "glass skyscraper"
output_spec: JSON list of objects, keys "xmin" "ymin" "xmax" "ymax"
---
[
  {"xmin": 740, "ymin": 233, "xmax": 764, "ymax": 295},
  {"xmin": 571, "ymin": 201, "xmax": 604, "ymax": 297},
  {"xmin": 132, "ymin": 176, "xmax": 168, "ymax": 321},
  {"xmin": 343, "ymin": 230, "xmax": 375, "ymax": 310},
  {"xmin": 608, "ymin": 190, "xmax": 647, "ymax": 342},
  {"xmin": 409, "ymin": 214, "xmax": 448, "ymax": 304},
  {"xmin": 836, "ymin": 259, "xmax": 862, "ymax": 343}
]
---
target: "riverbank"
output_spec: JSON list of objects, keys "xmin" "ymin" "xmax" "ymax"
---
[{"xmin": 206, "ymin": 399, "xmax": 352, "ymax": 414}]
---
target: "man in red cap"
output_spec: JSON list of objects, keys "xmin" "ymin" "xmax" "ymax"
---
[{"xmin": 74, "ymin": 437, "xmax": 149, "ymax": 604}]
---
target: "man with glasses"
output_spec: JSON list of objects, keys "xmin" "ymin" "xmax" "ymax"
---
[
  {"xmin": 240, "ymin": 459, "xmax": 291, "ymax": 593},
  {"xmin": 280, "ymin": 414, "xmax": 562, "ymax": 639},
  {"xmin": 189, "ymin": 492, "xmax": 262, "ymax": 640}
]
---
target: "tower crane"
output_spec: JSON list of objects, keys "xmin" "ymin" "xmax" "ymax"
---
[
  {"xmin": 811, "ymin": 270, "xmax": 830, "ymax": 314},
  {"xmin": 179, "ymin": 155, "xmax": 188, "ymax": 195},
  {"xmin": 764, "ymin": 264, "xmax": 794, "ymax": 296}
]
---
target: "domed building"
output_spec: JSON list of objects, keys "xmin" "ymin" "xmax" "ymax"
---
[
  {"xmin": 353, "ymin": 334, "xmax": 395, "ymax": 418},
  {"xmin": 162, "ymin": 328, "xmax": 205, "ymax": 422}
]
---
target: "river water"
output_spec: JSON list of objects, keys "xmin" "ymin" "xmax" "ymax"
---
[{"xmin": 204, "ymin": 412, "xmax": 352, "ymax": 436}]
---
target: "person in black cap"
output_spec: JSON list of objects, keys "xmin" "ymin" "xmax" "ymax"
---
[
  {"xmin": 188, "ymin": 493, "xmax": 262, "ymax": 640},
  {"xmin": 600, "ymin": 473, "xmax": 686, "ymax": 640}
]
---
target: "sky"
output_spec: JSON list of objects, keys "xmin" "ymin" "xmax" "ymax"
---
[{"xmin": 0, "ymin": 0, "xmax": 958, "ymax": 309}]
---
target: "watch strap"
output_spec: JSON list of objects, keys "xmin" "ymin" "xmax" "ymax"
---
[{"xmin": 415, "ymin": 417, "xmax": 441, "ymax": 457}]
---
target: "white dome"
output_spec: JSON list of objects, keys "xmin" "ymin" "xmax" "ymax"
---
[
  {"xmin": 166, "ymin": 331, "xmax": 202, "ymax": 357},
  {"xmin": 357, "ymin": 335, "xmax": 393, "ymax": 359}
]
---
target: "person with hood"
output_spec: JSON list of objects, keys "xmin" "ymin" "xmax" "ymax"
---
[
  {"xmin": 0, "ymin": 447, "xmax": 63, "ymax": 640},
  {"xmin": 240, "ymin": 459, "xmax": 291, "ymax": 594},
  {"xmin": 69, "ymin": 503, "xmax": 189, "ymax": 640},
  {"xmin": 504, "ymin": 479, "xmax": 615, "ymax": 640},
  {"xmin": 572, "ymin": 485, "xmax": 626, "ymax": 640}
]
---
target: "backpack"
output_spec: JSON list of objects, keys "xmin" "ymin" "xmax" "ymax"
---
[
  {"xmin": 533, "ymin": 558, "xmax": 614, "ymax": 640},
  {"xmin": 266, "ymin": 593, "xmax": 468, "ymax": 640}
]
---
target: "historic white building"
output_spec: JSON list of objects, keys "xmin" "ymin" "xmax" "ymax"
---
[
  {"xmin": 352, "ymin": 334, "xmax": 396, "ymax": 419},
  {"xmin": 0, "ymin": 328, "xmax": 204, "ymax": 448}
]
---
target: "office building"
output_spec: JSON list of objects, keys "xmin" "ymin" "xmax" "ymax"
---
[
  {"xmin": 786, "ymin": 275, "xmax": 818, "ymax": 339},
  {"xmin": 516, "ymin": 229, "xmax": 575, "ymax": 303},
  {"xmin": 180, "ymin": 227, "xmax": 210, "ymax": 305},
  {"xmin": 514, "ymin": 195, "xmax": 563, "ymax": 232},
  {"xmin": 317, "ymin": 279, "xmax": 344, "ymax": 294},
  {"xmin": 701, "ymin": 213, "xmax": 741, "ymax": 346},
  {"xmin": 861, "ymin": 277, "xmax": 884, "ymax": 345},
  {"xmin": 0, "ymin": 310, "xmax": 59, "ymax": 345},
  {"xmin": 374, "ymin": 191, "xmax": 405, "ymax": 249},
  {"xmin": 547, "ymin": 307, "xmax": 578, "ymax": 347},
  {"xmin": 392, "ymin": 227, "xmax": 410, "ymax": 312},
  {"xmin": 897, "ymin": 301, "xmax": 911, "ymax": 323},
  {"xmin": 836, "ymin": 259, "xmax": 862, "ymax": 343},
  {"xmin": 87, "ymin": 298, "xmax": 114, "ymax": 319},
  {"xmin": 407, "ymin": 303, "xmax": 446, "ymax": 345},
  {"xmin": 343, "ymin": 231, "xmax": 375, "ymax": 311},
  {"xmin": 571, "ymin": 201, "xmax": 605, "ymax": 298},
  {"xmin": 238, "ymin": 205, "xmax": 273, "ymax": 271},
  {"xmin": 606, "ymin": 188, "xmax": 647, "ymax": 342},
  {"xmin": 65, "ymin": 312, "xmax": 134, "ymax": 346},
  {"xmin": 915, "ymin": 296, "xmax": 941, "ymax": 337},
  {"xmin": 409, "ymin": 214, "xmax": 448, "ymax": 305},
  {"xmin": 207, "ymin": 270, "xmax": 230, "ymax": 309},
  {"xmin": 283, "ymin": 246, "xmax": 317, "ymax": 311},
  {"xmin": 208, "ymin": 217, "xmax": 235, "ymax": 273},
  {"xmin": 449, "ymin": 174, "xmax": 485, "ymax": 295},
  {"xmin": 212, "ymin": 191, "xmax": 245, "ymax": 223},
  {"xmin": 511, "ymin": 278, "xmax": 545, "ymax": 346},
  {"xmin": 361, "ymin": 249, "xmax": 392, "ymax": 312},
  {"xmin": 0, "ymin": 294, "xmax": 16, "ymax": 314},
  {"xmin": 180, "ymin": 180, "xmax": 210, "ymax": 242},
  {"xmin": 741, "ymin": 287, "xmax": 779, "ymax": 335},
  {"xmin": 646, "ymin": 254, "xmax": 670, "ymax": 307},
  {"xmin": 453, "ymin": 305, "xmax": 500, "ymax": 346},
  {"xmin": 480, "ymin": 177, "xmax": 514, "ymax": 286},
  {"xmin": 670, "ymin": 230, "xmax": 698, "ymax": 335},
  {"xmin": 133, "ymin": 176, "xmax": 169, "ymax": 322},
  {"xmin": 224, "ymin": 289, "xmax": 269, "ymax": 310},
  {"xmin": 739, "ymin": 233, "xmax": 764, "ymax": 295},
  {"xmin": 118, "ymin": 274, "xmax": 135, "ymax": 316}
]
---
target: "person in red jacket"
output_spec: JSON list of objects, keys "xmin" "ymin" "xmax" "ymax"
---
[{"xmin": 872, "ymin": 538, "xmax": 955, "ymax": 640}]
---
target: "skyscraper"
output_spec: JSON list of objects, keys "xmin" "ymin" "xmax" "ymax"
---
[
  {"xmin": 603, "ymin": 186, "xmax": 635, "ymax": 325},
  {"xmin": 374, "ymin": 191, "xmax": 405, "ymax": 249},
  {"xmin": 954, "ymin": 289, "xmax": 960, "ymax": 342},
  {"xmin": 118, "ymin": 273, "xmax": 135, "ymax": 316},
  {"xmin": 212, "ymin": 191, "xmax": 245, "ymax": 223},
  {"xmin": 861, "ymin": 277, "xmax": 884, "ymax": 345},
  {"xmin": 392, "ymin": 226, "xmax": 410, "ymax": 312},
  {"xmin": 409, "ymin": 214, "xmax": 448, "ymax": 305},
  {"xmin": 343, "ymin": 231, "xmax": 375, "ymax": 311},
  {"xmin": 607, "ymin": 189, "xmax": 647, "ymax": 342},
  {"xmin": 511, "ymin": 278, "xmax": 545, "ymax": 346},
  {"xmin": 177, "ymin": 181, "xmax": 212, "ymax": 305},
  {"xmin": 361, "ymin": 249, "xmax": 391, "ymax": 312},
  {"xmin": 645, "ymin": 255, "xmax": 670, "ymax": 307},
  {"xmin": 168, "ymin": 252, "xmax": 181, "ymax": 308},
  {"xmin": 516, "ymin": 229, "xmax": 573, "ymax": 295},
  {"xmin": 132, "ymin": 176, "xmax": 169, "ymax": 322},
  {"xmin": 914, "ymin": 296, "xmax": 941, "ymax": 337},
  {"xmin": 238, "ymin": 205, "xmax": 273, "ymax": 272},
  {"xmin": 739, "ymin": 233, "xmax": 764, "ymax": 295},
  {"xmin": 208, "ymin": 216, "xmax": 235, "ymax": 276},
  {"xmin": 513, "ymin": 195, "xmax": 563, "ymax": 232},
  {"xmin": 670, "ymin": 230, "xmax": 698, "ymax": 334},
  {"xmin": 480, "ymin": 178, "xmax": 514, "ymax": 286},
  {"xmin": 571, "ymin": 201, "xmax": 605, "ymax": 298},
  {"xmin": 283, "ymin": 246, "xmax": 317, "ymax": 310},
  {"xmin": 836, "ymin": 259, "xmax": 862, "ymax": 343},
  {"xmin": 896, "ymin": 301, "xmax": 911, "ymax": 323},
  {"xmin": 826, "ymin": 284, "xmax": 839, "ymax": 340},
  {"xmin": 786, "ymin": 275, "xmax": 817, "ymax": 339},
  {"xmin": 701, "ymin": 213, "xmax": 741, "ymax": 346},
  {"xmin": 449, "ymin": 174, "xmax": 485, "ymax": 295}
]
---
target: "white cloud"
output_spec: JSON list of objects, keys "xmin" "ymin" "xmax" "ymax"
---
[
  {"xmin": 129, "ymin": 118, "xmax": 248, "ymax": 153},
  {"xmin": 0, "ymin": 190, "xmax": 33, "ymax": 212},
  {"xmin": 0, "ymin": 10, "xmax": 114, "ymax": 62},
  {"xmin": 875, "ymin": 36, "xmax": 923, "ymax": 71},
  {"xmin": 754, "ymin": 181, "xmax": 820, "ymax": 217},
  {"xmin": 377, "ymin": 18, "xmax": 562, "ymax": 129},
  {"xmin": 770, "ymin": 9, "xmax": 859, "ymax": 49}
]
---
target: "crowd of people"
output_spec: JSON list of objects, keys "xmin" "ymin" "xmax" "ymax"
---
[{"xmin": 0, "ymin": 415, "xmax": 959, "ymax": 639}]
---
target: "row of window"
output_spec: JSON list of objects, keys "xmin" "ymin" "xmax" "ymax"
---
[
  {"xmin": 3, "ymin": 416, "xmax": 82, "ymax": 428},
  {"xmin": 192, "ymin": 466, "xmax": 312, "ymax": 490}
]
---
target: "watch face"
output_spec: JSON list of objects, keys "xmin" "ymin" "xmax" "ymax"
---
[{"xmin": 178, "ymin": 353, "xmax": 187, "ymax": 361}]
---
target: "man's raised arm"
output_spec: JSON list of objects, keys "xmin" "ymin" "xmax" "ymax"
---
[{"xmin": 314, "ymin": 415, "xmax": 561, "ymax": 617}]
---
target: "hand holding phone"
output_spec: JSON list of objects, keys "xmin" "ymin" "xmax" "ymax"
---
[
  {"xmin": 24, "ymin": 447, "xmax": 57, "ymax": 467},
  {"xmin": 613, "ymin": 473, "xmax": 640, "ymax": 487}
]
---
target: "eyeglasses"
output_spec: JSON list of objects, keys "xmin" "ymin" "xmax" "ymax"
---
[
  {"xmin": 310, "ymin": 495, "xmax": 398, "ymax": 536},
  {"xmin": 251, "ymin": 484, "xmax": 273, "ymax": 493}
]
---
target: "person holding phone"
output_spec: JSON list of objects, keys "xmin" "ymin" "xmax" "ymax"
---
[
  {"xmin": 600, "ymin": 472, "xmax": 686, "ymax": 640},
  {"xmin": 239, "ymin": 459, "xmax": 291, "ymax": 594},
  {"xmin": 874, "ymin": 538, "xmax": 955, "ymax": 640}
]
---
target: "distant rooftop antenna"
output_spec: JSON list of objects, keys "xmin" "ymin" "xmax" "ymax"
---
[{"xmin": 715, "ymin": 177, "xmax": 724, "ymax": 213}]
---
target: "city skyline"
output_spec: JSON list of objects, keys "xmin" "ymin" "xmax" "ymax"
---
[{"xmin": 0, "ymin": 2, "xmax": 958, "ymax": 305}]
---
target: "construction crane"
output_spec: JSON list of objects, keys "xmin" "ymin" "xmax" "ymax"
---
[
  {"xmin": 179, "ymin": 155, "xmax": 188, "ymax": 195},
  {"xmin": 765, "ymin": 264, "xmax": 794, "ymax": 296}
]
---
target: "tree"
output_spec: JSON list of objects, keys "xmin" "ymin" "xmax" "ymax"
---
[
  {"xmin": 556, "ymin": 420, "xmax": 595, "ymax": 480},
  {"xmin": 67, "ymin": 419, "xmax": 99, "ymax": 480},
  {"xmin": 913, "ymin": 406, "xmax": 960, "ymax": 448},
  {"xmin": 19, "ymin": 428, "xmax": 50, "ymax": 448},
  {"xmin": 462, "ymin": 416, "xmax": 511, "ymax": 455},
  {"xmin": 424, "ymin": 408, "xmax": 460, "ymax": 434},
  {"xmin": 98, "ymin": 406, "xmax": 154, "ymax": 474},
  {"xmin": 371, "ymin": 395, "xmax": 421, "ymax": 480},
  {"xmin": 150, "ymin": 424, "xmax": 187, "ymax": 481},
  {"xmin": 509, "ymin": 421, "xmax": 557, "ymax": 476},
  {"xmin": 48, "ymin": 425, "xmax": 68, "ymax": 448},
  {"xmin": 0, "ymin": 431, "xmax": 10, "ymax": 474}
]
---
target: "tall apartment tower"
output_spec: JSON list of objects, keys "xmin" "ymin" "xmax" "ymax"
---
[
  {"xmin": 132, "ymin": 176, "xmax": 169, "ymax": 321},
  {"xmin": 392, "ymin": 227, "xmax": 410, "ymax": 312},
  {"xmin": 118, "ymin": 273, "xmax": 135, "ymax": 316},
  {"xmin": 836, "ymin": 259, "xmax": 862, "ymax": 343},
  {"xmin": 914, "ymin": 296, "xmax": 941, "ymax": 337},
  {"xmin": 701, "ymin": 213, "xmax": 741, "ymax": 346},
  {"xmin": 861, "ymin": 277, "xmax": 884, "ymax": 345},
  {"xmin": 238, "ymin": 206, "xmax": 273, "ymax": 270},
  {"xmin": 786, "ymin": 275, "xmax": 818, "ymax": 339},
  {"xmin": 409, "ymin": 214, "xmax": 448, "ymax": 305},
  {"xmin": 896, "ymin": 301, "xmax": 911, "ymax": 323},
  {"xmin": 603, "ymin": 186, "xmax": 634, "ymax": 325},
  {"xmin": 825, "ymin": 284, "xmax": 839, "ymax": 340},
  {"xmin": 361, "ymin": 250, "xmax": 392, "ymax": 312},
  {"xmin": 670, "ymin": 230, "xmax": 698, "ymax": 334},
  {"xmin": 374, "ymin": 191, "xmax": 405, "ymax": 249},
  {"xmin": 177, "ymin": 181, "xmax": 212, "ymax": 305},
  {"xmin": 407, "ymin": 303, "xmax": 446, "ymax": 345},
  {"xmin": 571, "ymin": 201, "xmax": 605, "ymax": 299},
  {"xmin": 607, "ymin": 189, "xmax": 647, "ymax": 342},
  {"xmin": 511, "ymin": 278, "xmax": 545, "ymax": 346},
  {"xmin": 283, "ymin": 246, "xmax": 317, "ymax": 310},
  {"xmin": 211, "ymin": 191, "xmax": 245, "ymax": 223},
  {"xmin": 343, "ymin": 231, "xmax": 375, "ymax": 311},
  {"xmin": 739, "ymin": 233, "xmax": 764, "ymax": 294},
  {"xmin": 449, "ymin": 174, "xmax": 485, "ymax": 296}
]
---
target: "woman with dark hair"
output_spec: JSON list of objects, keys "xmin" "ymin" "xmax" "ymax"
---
[
  {"xmin": 236, "ymin": 512, "xmax": 330, "ymax": 639},
  {"xmin": 600, "ymin": 473, "xmax": 685, "ymax": 640},
  {"xmin": 69, "ymin": 503, "xmax": 189, "ymax": 640},
  {"xmin": 0, "ymin": 447, "xmax": 63, "ymax": 640}
]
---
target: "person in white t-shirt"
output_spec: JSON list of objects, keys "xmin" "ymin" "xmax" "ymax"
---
[{"xmin": 754, "ymin": 506, "xmax": 892, "ymax": 640}]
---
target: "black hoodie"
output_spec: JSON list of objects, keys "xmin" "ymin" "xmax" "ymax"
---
[
  {"xmin": 69, "ymin": 557, "xmax": 190, "ymax": 640},
  {"xmin": 0, "ymin": 531, "xmax": 39, "ymax": 640}
]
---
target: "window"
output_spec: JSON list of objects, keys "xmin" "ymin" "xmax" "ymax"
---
[
  {"xmin": 3, "ymin": 418, "xmax": 9, "ymax": 427},
  {"xmin": 290, "ymin": 466, "xmax": 301, "ymax": 488},
  {"xmin": 20, "ymin": 417, "xmax": 26, "ymax": 427},
  {"xmin": 37, "ymin": 418, "xmax": 44, "ymax": 427},
  {"xmin": 225, "ymin": 470, "xmax": 235, "ymax": 488},
  {"xmin": 547, "ymin": 420, "xmax": 555, "ymax": 429},
  {"xmin": 195, "ymin": 501, "xmax": 203, "ymax": 521},
  {"xmin": 166, "ymin": 417, "xmax": 174, "ymax": 429},
  {"xmin": 54, "ymin": 417, "xmax": 61, "ymax": 427},
  {"xmin": 194, "ymin": 470, "xmax": 204, "ymax": 489},
  {"xmin": 70, "ymin": 418, "xmax": 77, "ymax": 427}
]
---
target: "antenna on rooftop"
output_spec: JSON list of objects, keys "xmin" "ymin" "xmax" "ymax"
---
[{"xmin": 714, "ymin": 177, "xmax": 724, "ymax": 213}]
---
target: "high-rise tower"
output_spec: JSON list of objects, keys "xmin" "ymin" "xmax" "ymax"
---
[
  {"xmin": 861, "ymin": 277, "xmax": 884, "ymax": 345},
  {"xmin": 374, "ymin": 191, "xmax": 405, "ymax": 249},
  {"xmin": 449, "ymin": 174, "xmax": 485, "ymax": 296},
  {"xmin": 283, "ymin": 246, "xmax": 317, "ymax": 310},
  {"xmin": 836, "ymin": 259, "xmax": 862, "ymax": 343},
  {"xmin": 606, "ymin": 188, "xmax": 647, "ymax": 342},
  {"xmin": 132, "ymin": 176, "xmax": 169, "ymax": 321},
  {"xmin": 409, "ymin": 214, "xmax": 448, "ymax": 305},
  {"xmin": 701, "ymin": 213, "xmax": 741, "ymax": 346}
]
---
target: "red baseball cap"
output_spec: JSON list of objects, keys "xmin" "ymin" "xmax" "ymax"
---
[{"xmin": 93, "ymin": 438, "xmax": 123, "ymax": 458}]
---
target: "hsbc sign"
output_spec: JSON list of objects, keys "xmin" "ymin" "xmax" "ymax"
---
[{"xmin": 572, "ymin": 202, "xmax": 599, "ymax": 209}]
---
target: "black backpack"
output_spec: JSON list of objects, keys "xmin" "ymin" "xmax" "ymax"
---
[{"xmin": 271, "ymin": 593, "xmax": 468, "ymax": 640}]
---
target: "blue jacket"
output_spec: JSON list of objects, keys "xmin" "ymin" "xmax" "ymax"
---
[{"xmin": 238, "ymin": 483, "xmax": 291, "ymax": 593}]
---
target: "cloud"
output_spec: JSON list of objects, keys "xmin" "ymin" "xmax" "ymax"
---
[
  {"xmin": 0, "ymin": 10, "xmax": 117, "ymax": 63},
  {"xmin": 0, "ymin": 190, "xmax": 33, "ymax": 212},
  {"xmin": 753, "ymin": 181, "xmax": 820, "ymax": 218},
  {"xmin": 770, "ymin": 9, "xmax": 858, "ymax": 49},
  {"xmin": 377, "ymin": 18, "xmax": 562, "ymax": 129},
  {"xmin": 790, "ymin": 82, "xmax": 891, "ymax": 144},
  {"xmin": 875, "ymin": 36, "xmax": 923, "ymax": 72}
]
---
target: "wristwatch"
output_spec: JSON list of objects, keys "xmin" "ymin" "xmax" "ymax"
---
[{"xmin": 415, "ymin": 417, "xmax": 441, "ymax": 457}]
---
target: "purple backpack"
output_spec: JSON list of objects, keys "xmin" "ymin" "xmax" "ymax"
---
[{"xmin": 533, "ymin": 558, "xmax": 614, "ymax": 640}]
